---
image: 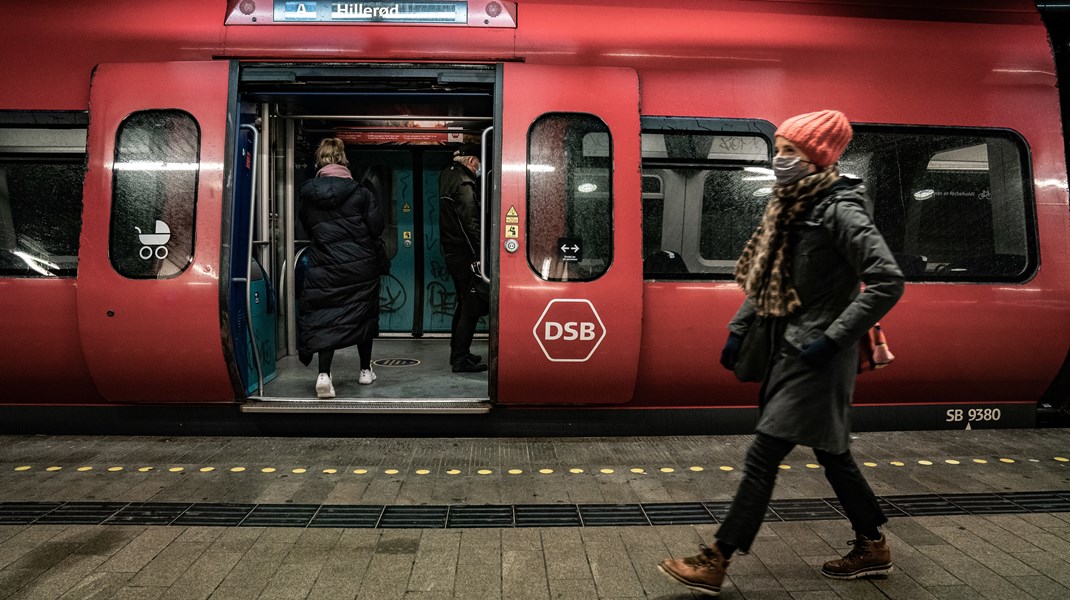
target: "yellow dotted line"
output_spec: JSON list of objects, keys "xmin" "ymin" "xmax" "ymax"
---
[{"xmin": 11, "ymin": 457, "xmax": 1066, "ymax": 474}]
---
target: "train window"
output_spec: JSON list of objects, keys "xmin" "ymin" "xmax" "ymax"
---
[
  {"xmin": 527, "ymin": 113, "xmax": 612, "ymax": 281},
  {"xmin": 642, "ymin": 174, "xmax": 665, "ymax": 259},
  {"xmin": 841, "ymin": 127, "xmax": 1035, "ymax": 281},
  {"xmin": 639, "ymin": 123, "xmax": 772, "ymax": 279},
  {"xmin": 698, "ymin": 171, "xmax": 768, "ymax": 265},
  {"xmin": 0, "ymin": 124, "xmax": 85, "ymax": 277},
  {"xmin": 110, "ymin": 110, "xmax": 199, "ymax": 279}
]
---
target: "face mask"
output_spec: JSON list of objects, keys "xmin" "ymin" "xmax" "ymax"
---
[
  {"xmin": 474, "ymin": 164, "xmax": 482, "ymax": 178},
  {"xmin": 772, "ymin": 155, "xmax": 813, "ymax": 186}
]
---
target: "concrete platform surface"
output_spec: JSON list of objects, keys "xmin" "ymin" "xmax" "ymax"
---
[{"xmin": 0, "ymin": 429, "xmax": 1067, "ymax": 599}]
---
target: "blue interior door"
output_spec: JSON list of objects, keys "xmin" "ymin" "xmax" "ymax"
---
[{"xmin": 350, "ymin": 147, "xmax": 489, "ymax": 336}]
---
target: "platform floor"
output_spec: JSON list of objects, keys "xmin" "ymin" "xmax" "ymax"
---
[{"xmin": 0, "ymin": 429, "xmax": 1068, "ymax": 599}]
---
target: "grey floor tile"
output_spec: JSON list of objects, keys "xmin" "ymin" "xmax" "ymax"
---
[
  {"xmin": 455, "ymin": 529, "xmax": 501, "ymax": 599},
  {"xmin": 128, "ymin": 541, "xmax": 209, "ymax": 588},
  {"xmin": 1006, "ymin": 575, "xmax": 1070, "ymax": 600},
  {"xmin": 871, "ymin": 574, "xmax": 940, "ymax": 600},
  {"xmin": 355, "ymin": 533, "xmax": 417, "ymax": 600},
  {"xmin": 407, "ymin": 530, "xmax": 460, "ymax": 594},
  {"xmin": 113, "ymin": 586, "xmax": 168, "ymax": 600},
  {"xmin": 501, "ymin": 550, "xmax": 549, "ymax": 600},
  {"xmin": 922, "ymin": 585, "xmax": 977, "ymax": 600},
  {"xmin": 580, "ymin": 528, "xmax": 645, "ymax": 598},
  {"xmin": 546, "ymin": 578, "xmax": 598, "ymax": 600},
  {"xmin": 541, "ymin": 528, "xmax": 590, "ymax": 582},
  {"xmin": 256, "ymin": 562, "xmax": 323, "ymax": 600},
  {"xmin": 5, "ymin": 552, "xmax": 106, "ymax": 600}
]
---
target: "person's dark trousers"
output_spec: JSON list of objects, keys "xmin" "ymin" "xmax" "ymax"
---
[
  {"xmin": 446, "ymin": 260, "xmax": 486, "ymax": 365},
  {"xmin": 716, "ymin": 432, "xmax": 887, "ymax": 553}
]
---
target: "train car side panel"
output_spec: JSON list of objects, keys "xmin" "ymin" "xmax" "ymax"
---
[
  {"xmin": 0, "ymin": 280, "xmax": 102, "ymax": 402},
  {"xmin": 497, "ymin": 63, "xmax": 643, "ymax": 404},
  {"xmin": 77, "ymin": 61, "xmax": 235, "ymax": 403}
]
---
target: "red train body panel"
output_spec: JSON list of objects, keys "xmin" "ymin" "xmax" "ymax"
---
[{"xmin": 1, "ymin": 0, "xmax": 1067, "ymax": 429}]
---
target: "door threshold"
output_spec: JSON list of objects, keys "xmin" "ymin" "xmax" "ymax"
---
[{"xmin": 241, "ymin": 397, "xmax": 491, "ymax": 414}]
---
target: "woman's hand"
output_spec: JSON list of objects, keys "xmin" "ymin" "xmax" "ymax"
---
[
  {"xmin": 800, "ymin": 334, "xmax": 839, "ymax": 368},
  {"xmin": 720, "ymin": 333, "xmax": 743, "ymax": 370}
]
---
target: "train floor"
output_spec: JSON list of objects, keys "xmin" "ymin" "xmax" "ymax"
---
[
  {"xmin": 0, "ymin": 429, "xmax": 1068, "ymax": 599},
  {"xmin": 259, "ymin": 337, "xmax": 490, "ymax": 401}
]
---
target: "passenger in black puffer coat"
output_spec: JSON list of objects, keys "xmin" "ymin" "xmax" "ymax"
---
[{"xmin": 298, "ymin": 138, "xmax": 385, "ymax": 398}]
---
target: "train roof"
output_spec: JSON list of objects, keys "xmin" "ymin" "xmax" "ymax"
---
[{"xmin": 0, "ymin": 0, "xmax": 1052, "ymax": 111}]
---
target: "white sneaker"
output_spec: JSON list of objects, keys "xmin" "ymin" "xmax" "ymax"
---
[
  {"xmin": 358, "ymin": 369, "xmax": 376, "ymax": 385},
  {"xmin": 315, "ymin": 373, "xmax": 335, "ymax": 399}
]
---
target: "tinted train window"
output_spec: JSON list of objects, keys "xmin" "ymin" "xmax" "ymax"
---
[
  {"xmin": 640, "ymin": 124, "xmax": 771, "ymax": 279},
  {"xmin": 527, "ymin": 113, "xmax": 611, "ymax": 282},
  {"xmin": 841, "ymin": 128, "xmax": 1035, "ymax": 281},
  {"xmin": 0, "ymin": 125, "xmax": 85, "ymax": 277},
  {"xmin": 110, "ymin": 111, "xmax": 199, "ymax": 279}
]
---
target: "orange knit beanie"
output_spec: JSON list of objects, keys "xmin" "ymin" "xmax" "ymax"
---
[{"xmin": 774, "ymin": 110, "xmax": 853, "ymax": 168}]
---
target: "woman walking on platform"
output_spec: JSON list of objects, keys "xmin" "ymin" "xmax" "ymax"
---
[{"xmin": 658, "ymin": 110, "xmax": 905, "ymax": 596}]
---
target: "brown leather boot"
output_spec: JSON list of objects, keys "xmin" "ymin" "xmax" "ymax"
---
[
  {"xmin": 658, "ymin": 544, "xmax": 730, "ymax": 596},
  {"xmin": 822, "ymin": 533, "xmax": 893, "ymax": 579}
]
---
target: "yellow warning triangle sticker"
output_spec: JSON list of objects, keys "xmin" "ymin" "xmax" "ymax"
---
[{"xmin": 506, "ymin": 206, "xmax": 518, "ymax": 217}]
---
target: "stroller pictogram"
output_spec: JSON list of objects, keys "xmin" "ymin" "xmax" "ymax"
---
[{"xmin": 135, "ymin": 220, "xmax": 171, "ymax": 260}]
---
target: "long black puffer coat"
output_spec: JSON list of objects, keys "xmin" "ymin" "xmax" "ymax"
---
[{"xmin": 297, "ymin": 171, "xmax": 384, "ymax": 365}]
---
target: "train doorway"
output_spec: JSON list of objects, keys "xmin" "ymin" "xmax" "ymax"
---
[{"xmin": 236, "ymin": 65, "xmax": 496, "ymax": 411}]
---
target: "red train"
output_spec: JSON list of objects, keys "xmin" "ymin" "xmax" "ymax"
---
[{"xmin": 1, "ymin": 0, "xmax": 1068, "ymax": 430}]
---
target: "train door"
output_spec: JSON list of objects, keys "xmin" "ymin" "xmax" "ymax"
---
[
  {"xmin": 238, "ymin": 64, "xmax": 495, "ymax": 409},
  {"xmin": 77, "ymin": 61, "xmax": 238, "ymax": 402},
  {"xmin": 497, "ymin": 64, "xmax": 643, "ymax": 404}
]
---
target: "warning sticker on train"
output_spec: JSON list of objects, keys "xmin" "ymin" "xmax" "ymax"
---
[{"xmin": 533, "ymin": 299, "xmax": 606, "ymax": 362}]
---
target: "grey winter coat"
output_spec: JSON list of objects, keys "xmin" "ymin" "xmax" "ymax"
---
[{"xmin": 728, "ymin": 179, "xmax": 905, "ymax": 454}]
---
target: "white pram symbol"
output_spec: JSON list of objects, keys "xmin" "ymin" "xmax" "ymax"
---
[{"xmin": 135, "ymin": 220, "xmax": 171, "ymax": 260}]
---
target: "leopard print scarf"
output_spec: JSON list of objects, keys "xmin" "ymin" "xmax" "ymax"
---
[{"xmin": 734, "ymin": 168, "xmax": 839, "ymax": 317}]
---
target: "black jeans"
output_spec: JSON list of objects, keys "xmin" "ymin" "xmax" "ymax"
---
[
  {"xmin": 716, "ymin": 432, "xmax": 887, "ymax": 552},
  {"xmin": 317, "ymin": 340, "xmax": 373, "ymax": 374},
  {"xmin": 446, "ymin": 260, "xmax": 488, "ymax": 365}
]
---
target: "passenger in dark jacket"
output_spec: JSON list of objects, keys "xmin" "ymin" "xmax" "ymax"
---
[
  {"xmin": 298, "ymin": 138, "xmax": 385, "ymax": 398},
  {"xmin": 660, "ymin": 111, "xmax": 905, "ymax": 596},
  {"xmin": 439, "ymin": 143, "xmax": 489, "ymax": 373}
]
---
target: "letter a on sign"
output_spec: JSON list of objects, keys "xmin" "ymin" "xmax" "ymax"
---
[{"xmin": 533, "ymin": 299, "xmax": 607, "ymax": 362}]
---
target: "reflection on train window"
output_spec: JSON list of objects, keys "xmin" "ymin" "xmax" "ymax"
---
[
  {"xmin": 0, "ymin": 125, "xmax": 85, "ymax": 277},
  {"xmin": 351, "ymin": 162, "xmax": 397, "ymax": 260},
  {"xmin": 640, "ymin": 129, "xmax": 771, "ymax": 279},
  {"xmin": 527, "ymin": 113, "xmax": 611, "ymax": 282},
  {"xmin": 642, "ymin": 174, "xmax": 664, "ymax": 259},
  {"xmin": 110, "ymin": 110, "xmax": 199, "ymax": 279},
  {"xmin": 842, "ymin": 128, "xmax": 1035, "ymax": 281}
]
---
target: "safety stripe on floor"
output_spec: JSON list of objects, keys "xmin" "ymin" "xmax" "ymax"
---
[{"xmin": 1, "ymin": 491, "xmax": 1068, "ymax": 528}]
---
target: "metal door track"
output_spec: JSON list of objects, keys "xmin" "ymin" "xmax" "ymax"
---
[{"xmin": 241, "ymin": 398, "xmax": 491, "ymax": 414}]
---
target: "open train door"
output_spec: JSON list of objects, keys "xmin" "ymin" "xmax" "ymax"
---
[
  {"xmin": 77, "ymin": 61, "xmax": 237, "ymax": 402},
  {"xmin": 497, "ymin": 64, "xmax": 642, "ymax": 404}
]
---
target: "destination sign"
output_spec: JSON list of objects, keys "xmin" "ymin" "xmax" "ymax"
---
[
  {"xmin": 225, "ymin": 0, "xmax": 516, "ymax": 28},
  {"xmin": 223, "ymin": 0, "xmax": 515, "ymax": 27},
  {"xmin": 277, "ymin": 1, "xmax": 466, "ymax": 23}
]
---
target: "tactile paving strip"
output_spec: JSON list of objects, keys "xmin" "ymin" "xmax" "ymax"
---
[{"xmin": 1, "ymin": 490, "xmax": 1067, "ymax": 528}]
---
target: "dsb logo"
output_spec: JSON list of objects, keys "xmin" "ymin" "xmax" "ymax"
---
[
  {"xmin": 543, "ymin": 321, "xmax": 598, "ymax": 341},
  {"xmin": 533, "ymin": 299, "xmax": 606, "ymax": 362}
]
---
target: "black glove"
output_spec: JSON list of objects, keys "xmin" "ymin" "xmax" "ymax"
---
[
  {"xmin": 720, "ymin": 333, "xmax": 744, "ymax": 370},
  {"xmin": 800, "ymin": 334, "xmax": 839, "ymax": 368}
]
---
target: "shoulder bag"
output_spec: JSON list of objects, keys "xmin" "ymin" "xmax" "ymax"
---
[
  {"xmin": 733, "ymin": 316, "xmax": 775, "ymax": 383},
  {"xmin": 859, "ymin": 322, "xmax": 894, "ymax": 373}
]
